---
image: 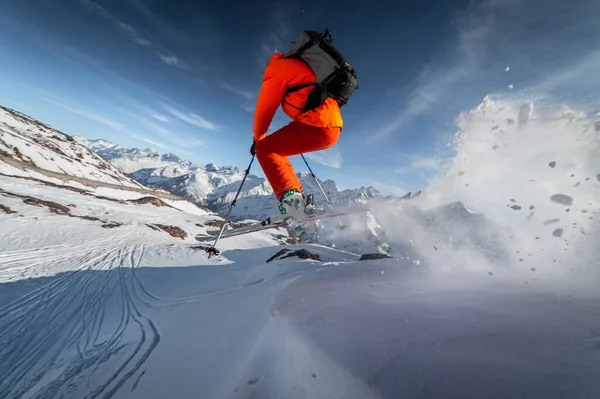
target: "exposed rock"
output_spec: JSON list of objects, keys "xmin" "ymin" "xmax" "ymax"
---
[
  {"xmin": 207, "ymin": 220, "xmax": 226, "ymax": 228},
  {"xmin": 266, "ymin": 248, "xmax": 320, "ymax": 263},
  {"xmin": 0, "ymin": 204, "xmax": 16, "ymax": 214},
  {"xmin": 101, "ymin": 222, "xmax": 123, "ymax": 228},
  {"xmin": 359, "ymin": 253, "xmax": 393, "ymax": 261},
  {"xmin": 77, "ymin": 215, "xmax": 101, "ymax": 221},
  {"xmin": 266, "ymin": 249, "xmax": 292, "ymax": 263},
  {"xmin": 95, "ymin": 195, "xmax": 126, "ymax": 203},
  {"xmin": 277, "ymin": 230, "xmax": 303, "ymax": 245},
  {"xmin": 68, "ymin": 204, "xmax": 77, "ymax": 208},
  {"xmin": 23, "ymin": 197, "xmax": 70, "ymax": 214},
  {"xmin": 128, "ymin": 196, "xmax": 172, "ymax": 208},
  {"xmin": 147, "ymin": 223, "xmax": 188, "ymax": 239}
]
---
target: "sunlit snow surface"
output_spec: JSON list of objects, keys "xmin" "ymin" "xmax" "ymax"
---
[{"xmin": 1, "ymin": 96, "xmax": 599, "ymax": 398}]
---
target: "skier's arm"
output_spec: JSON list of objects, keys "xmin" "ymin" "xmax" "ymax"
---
[{"xmin": 253, "ymin": 53, "xmax": 287, "ymax": 142}]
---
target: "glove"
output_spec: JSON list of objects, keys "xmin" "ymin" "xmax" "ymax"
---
[{"xmin": 250, "ymin": 141, "xmax": 256, "ymax": 156}]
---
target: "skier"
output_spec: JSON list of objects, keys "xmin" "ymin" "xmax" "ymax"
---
[{"xmin": 251, "ymin": 29, "xmax": 357, "ymax": 224}]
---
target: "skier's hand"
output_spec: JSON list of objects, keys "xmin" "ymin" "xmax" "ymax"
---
[{"xmin": 250, "ymin": 141, "xmax": 256, "ymax": 156}]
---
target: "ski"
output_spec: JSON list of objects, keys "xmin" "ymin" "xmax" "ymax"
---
[{"xmin": 195, "ymin": 190, "xmax": 421, "ymax": 243}]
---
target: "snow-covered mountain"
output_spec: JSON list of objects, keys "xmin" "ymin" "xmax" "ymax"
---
[
  {"xmin": 0, "ymin": 106, "xmax": 144, "ymax": 189},
  {"xmin": 77, "ymin": 138, "xmax": 383, "ymax": 218},
  {"xmin": 77, "ymin": 137, "xmax": 392, "ymax": 252}
]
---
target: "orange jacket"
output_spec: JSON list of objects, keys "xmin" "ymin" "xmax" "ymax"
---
[{"xmin": 253, "ymin": 52, "xmax": 343, "ymax": 142}]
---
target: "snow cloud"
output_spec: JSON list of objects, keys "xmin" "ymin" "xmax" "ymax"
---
[{"xmin": 419, "ymin": 95, "xmax": 599, "ymax": 273}]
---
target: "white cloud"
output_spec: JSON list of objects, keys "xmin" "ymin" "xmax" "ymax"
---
[
  {"xmin": 78, "ymin": 0, "xmax": 152, "ymax": 48},
  {"xmin": 149, "ymin": 113, "xmax": 169, "ymax": 122},
  {"xmin": 163, "ymin": 105, "xmax": 218, "ymax": 131},
  {"xmin": 369, "ymin": 181, "xmax": 409, "ymax": 197},
  {"xmin": 374, "ymin": 3, "xmax": 494, "ymax": 140},
  {"xmin": 255, "ymin": 9, "xmax": 291, "ymax": 68},
  {"xmin": 157, "ymin": 53, "xmax": 187, "ymax": 69},
  {"xmin": 140, "ymin": 118, "xmax": 203, "ymax": 148},
  {"xmin": 79, "ymin": 0, "xmax": 187, "ymax": 69},
  {"xmin": 395, "ymin": 157, "xmax": 442, "ymax": 174},
  {"xmin": 304, "ymin": 147, "xmax": 343, "ymax": 169},
  {"xmin": 39, "ymin": 95, "xmax": 123, "ymax": 130},
  {"xmin": 222, "ymin": 84, "xmax": 255, "ymax": 100},
  {"xmin": 375, "ymin": 66, "xmax": 469, "ymax": 140},
  {"xmin": 130, "ymin": 134, "xmax": 169, "ymax": 149},
  {"xmin": 537, "ymin": 48, "xmax": 600, "ymax": 92}
]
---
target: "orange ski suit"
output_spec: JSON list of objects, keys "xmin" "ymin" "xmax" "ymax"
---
[{"xmin": 253, "ymin": 52, "xmax": 343, "ymax": 200}]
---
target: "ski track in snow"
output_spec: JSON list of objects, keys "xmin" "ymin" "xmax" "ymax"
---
[
  {"xmin": 0, "ymin": 224, "xmax": 341, "ymax": 399},
  {"xmin": 0, "ymin": 231, "xmax": 161, "ymax": 399}
]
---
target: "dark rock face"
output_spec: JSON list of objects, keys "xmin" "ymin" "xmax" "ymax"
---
[
  {"xmin": 128, "ymin": 196, "xmax": 172, "ymax": 208},
  {"xmin": 267, "ymin": 248, "xmax": 321, "ymax": 263},
  {"xmin": 359, "ymin": 253, "xmax": 393, "ymax": 261},
  {"xmin": 147, "ymin": 224, "xmax": 188, "ymax": 239}
]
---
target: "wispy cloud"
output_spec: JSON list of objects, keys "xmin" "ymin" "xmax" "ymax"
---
[
  {"xmin": 369, "ymin": 181, "xmax": 409, "ymax": 196},
  {"xmin": 222, "ymin": 84, "xmax": 255, "ymax": 100},
  {"xmin": 140, "ymin": 118, "xmax": 204, "ymax": 148},
  {"xmin": 157, "ymin": 53, "xmax": 187, "ymax": 69},
  {"xmin": 149, "ymin": 113, "xmax": 169, "ymax": 122},
  {"xmin": 163, "ymin": 104, "xmax": 218, "ymax": 131},
  {"xmin": 78, "ymin": 0, "xmax": 152, "ymax": 47},
  {"xmin": 537, "ymin": 47, "xmax": 600, "ymax": 92},
  {"xmin": 39, "ymin": 95, "xmax": 123, "ymax": 130},
  {"xmin": 78, "ymin": 0, "xmax": 187, "ymax": 68},
  {"xmin": 374, "ymin": 3, "xmax": 493, "ymax": 140},
  {"xmin": 394, "ymin": 157, "xmax": 442, "ymax": 174},
  {"xmin": 130, "ymin": 134, "xmax": 169, "ymax": 149},
  {"xmin": 304, "ymin": 147, "xmax": 343, "ymax": 169},
  {"xmin": 255, "ymin": 9, "xmax": 291, "ymax": 68}
]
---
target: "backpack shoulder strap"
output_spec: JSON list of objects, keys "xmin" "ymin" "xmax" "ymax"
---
[{"xmin": 285, "ymin": 82, "xmax": 317, "ymax": 95}]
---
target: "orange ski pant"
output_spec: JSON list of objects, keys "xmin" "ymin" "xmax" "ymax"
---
[{"xmin": 254, "ymin": 121, "xmax": 341, "ymax": 200}]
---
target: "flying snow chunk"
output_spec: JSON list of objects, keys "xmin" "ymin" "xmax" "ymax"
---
[
  {"xmin": 505, "ymin": 66, "xmax": 510, "ymax": 72},
  {"xmin": 518, "ymin": 103, "xmax": 533, "ymax": 125},
  {"xmin": 552, "ymin": 228, "xmax": 564, "ymax": 238},
  {"xmin": 508, "ymin": 84, "xmax": 514, "ymax": 89},
  {"xmin": 550, "ymin": 194, "xmax": 573, "ymax": 206}
]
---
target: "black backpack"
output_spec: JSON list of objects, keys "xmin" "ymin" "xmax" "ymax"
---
[{"xmin": 283, "ymin": 29, "xmax": 358, "ymax": 112}]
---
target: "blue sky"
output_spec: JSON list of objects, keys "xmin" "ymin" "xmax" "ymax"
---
[{"xmin": 1, "ymin": 0, "xmax": 599, "ymax": 195}]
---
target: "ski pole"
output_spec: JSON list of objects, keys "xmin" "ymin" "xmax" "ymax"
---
[
  {"xmin": 206, "ymin": 155, "xmax": 255, "ymax": 257},
  {"xmin": 300, "ymin": 154, "xmax": 344, "ymax": 228}
]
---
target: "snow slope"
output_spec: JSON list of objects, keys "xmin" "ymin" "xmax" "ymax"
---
[
  {"xmin": 1, "ymin": 96, "xmax": 599, "ymax": 398},
  {"xmin": 0, "ymin": 106, "xmax": 143, "ymax": 188},
  {"xmin": 1, "ymin": 170, "xmax": 599, "ymax": 398}
]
